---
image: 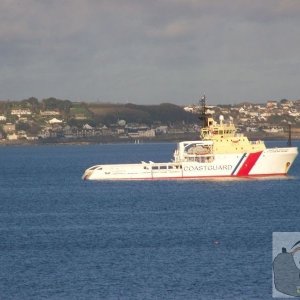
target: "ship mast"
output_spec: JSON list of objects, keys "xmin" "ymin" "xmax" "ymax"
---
[
  {"xmin": 287, "ymin": 123, "xmax": 292, "ymax": 147},
  {"xmin": 199, "ymin": 94, "xmax": 208, "ymax": 127}
]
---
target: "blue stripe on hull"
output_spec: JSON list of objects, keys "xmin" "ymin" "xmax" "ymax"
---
[{"xmin": 231, "ymin": 153, "xmax": 246, "ymax": 175}]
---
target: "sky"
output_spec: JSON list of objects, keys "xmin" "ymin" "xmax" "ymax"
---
[{"xmin": 0, "ymin": 0, "xmax": 300, "ymax": 105}]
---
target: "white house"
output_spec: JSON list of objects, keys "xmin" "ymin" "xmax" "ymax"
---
[
  {"xmin": 48, "ymin": 118, "xmax": 63, "ymax": 124},
  {"xmin": 7, "ymin": 133, "xmax": 18, "ymax": 140},
  {"xmin": 83, "ymin": 124, "xmax": 94, "ymax": 130},
  {"xmin": 183, "ymin": 106, "xmax": 194, "ymax": 113},
  {"xmin": 11, "ymin": 109, "xmax": 32, "ymax": 116},
  {"xmin": 138, "ymin": 129, "xmax": 155, "ymax": 137},
  {"xmin": 263, "ymin": 127, "xmax": 284, "ymax": 133},
  {"xmin": 206, "ymin": 109, "xmax": 215, "ymax": 114},
  {"xmin": 248, "ymin": 111, "xmax": 259, "ymax": 117},
  {"xmin": 2, "ymin": 123, "xmax": 15, "ymax": 133},
  {"xmin": 40, "ymin": 110, "xmax": 60, "ymax": 116},
  {"xmin": 266, "ymin": 101, "xmax": 278, "ymax": 108}
]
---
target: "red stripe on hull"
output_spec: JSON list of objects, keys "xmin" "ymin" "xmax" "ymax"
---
[{"xmin": 236, "ymin": 151, "xmax": 262, "ymax": 176}]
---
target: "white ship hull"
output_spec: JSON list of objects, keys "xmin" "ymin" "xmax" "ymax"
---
[{"xmin": 83, "ymin": 147, "xmax": 298, "ymax": 181}]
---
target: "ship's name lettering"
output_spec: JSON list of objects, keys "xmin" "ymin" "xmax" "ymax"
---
[{"xmin": 184, "ymin": 165, "xmax": 233, "ymax": 172}]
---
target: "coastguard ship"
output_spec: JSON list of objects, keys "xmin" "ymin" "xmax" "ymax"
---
[{"xmin": 82, "ymin": 96, "xmax": 298, "ymax": 181}]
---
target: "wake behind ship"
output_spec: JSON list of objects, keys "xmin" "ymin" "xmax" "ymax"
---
[{"xmin": 82, "ymin": 96, "xmax": 298, "ymax": 181}]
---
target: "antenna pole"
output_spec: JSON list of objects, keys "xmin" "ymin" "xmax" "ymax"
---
[
  {"xmin": 287, "ymin": 123, "xmax": 292, "ymax": 147},
  {"xmin": 199, "ymin": 94, "xmax": 207, "ymax": 127}
]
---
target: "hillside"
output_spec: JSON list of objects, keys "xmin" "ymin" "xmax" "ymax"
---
[
  {"xmin": 0, "ymin": 98, "xmax": 198, "ymax": 126},
  {"xmin": 88, "ymin": 102, "xmax": 198, "ymax": 125}
]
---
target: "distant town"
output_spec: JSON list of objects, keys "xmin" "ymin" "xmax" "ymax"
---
[{"xmin": 0, "ymin": 97, "xmax": 300, "ymax": 144}]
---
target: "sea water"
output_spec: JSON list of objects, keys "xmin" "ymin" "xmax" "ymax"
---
[{"xmin": 0, "ymin": 141, "xmax": 299, "ymax": 299}]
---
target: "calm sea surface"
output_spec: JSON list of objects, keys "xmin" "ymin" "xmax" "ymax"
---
[{"xmin": 0, "ymin": 141, "xmax": 299, "ymax": 300}]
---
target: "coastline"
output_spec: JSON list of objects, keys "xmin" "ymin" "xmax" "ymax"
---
[{"xmin": 0, "ymin": 132, "xmax": 299, "ymax": 146}]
